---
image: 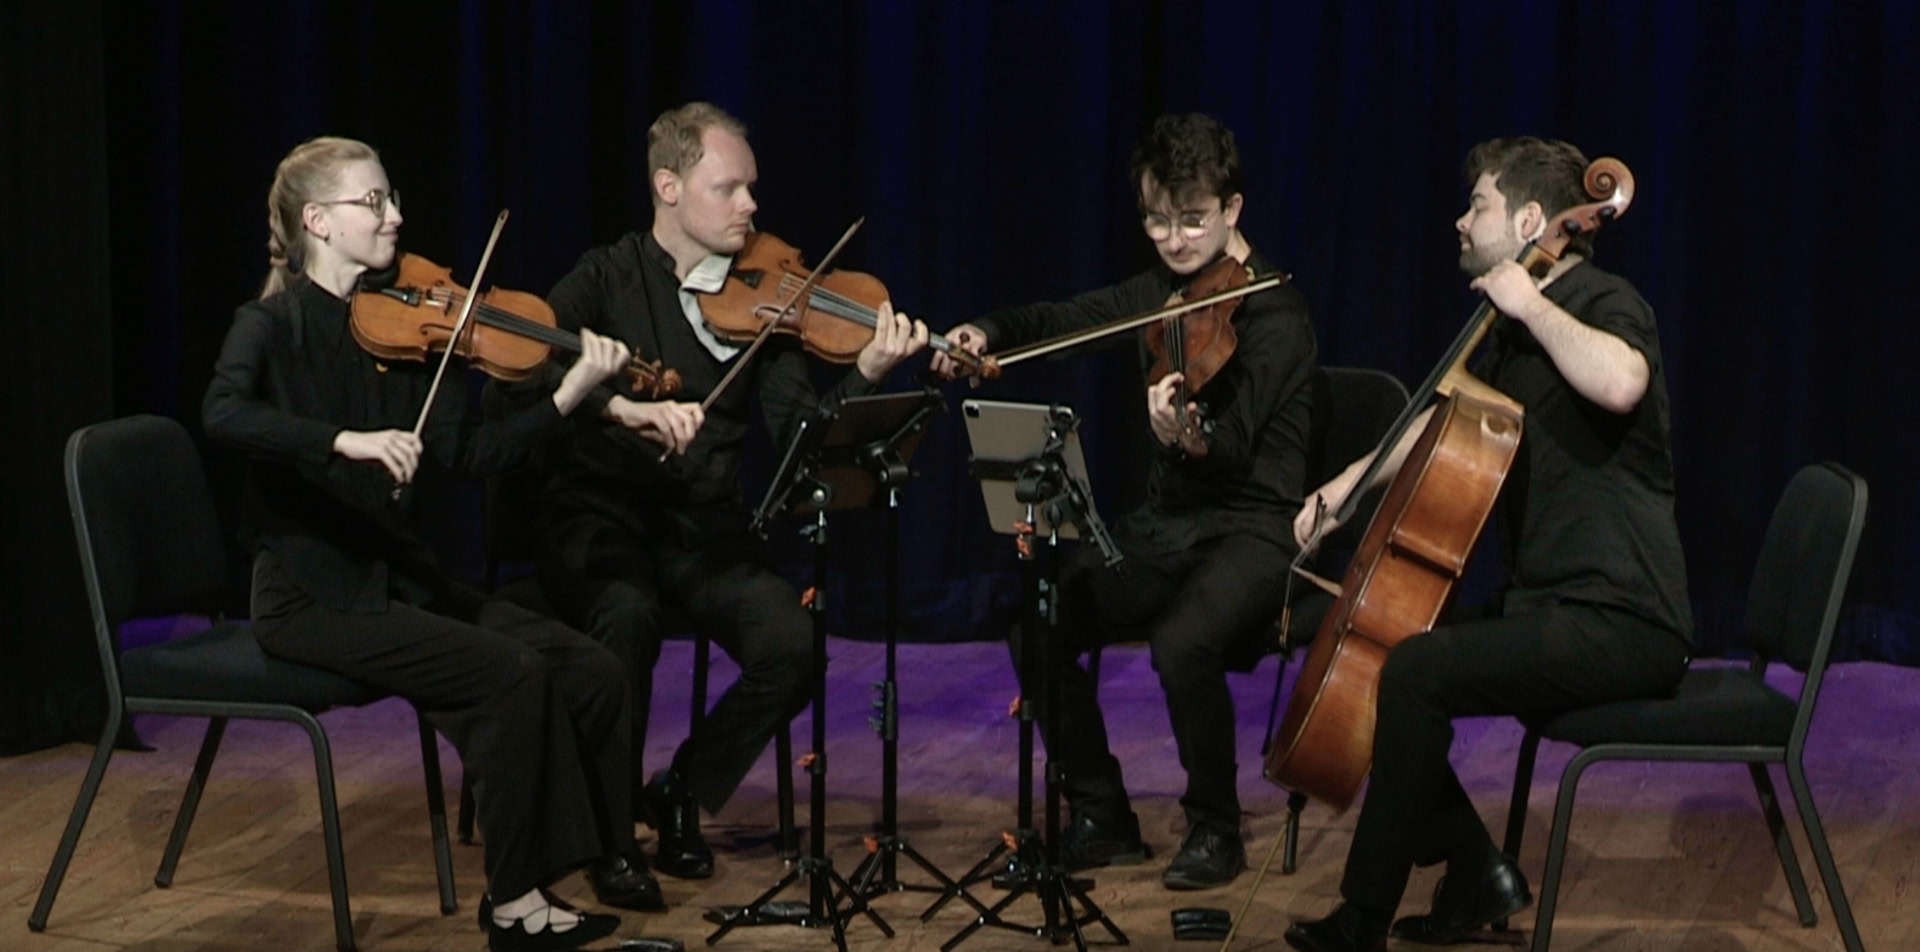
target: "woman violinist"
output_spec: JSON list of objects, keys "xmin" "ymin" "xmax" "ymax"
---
[
  {"xmin": 202, "ymin": 136, "xmax": 663, "ymax": 952},
  {"xmin": 932, "ymin": 113, "xmax": 1317, "ymax": 892}
]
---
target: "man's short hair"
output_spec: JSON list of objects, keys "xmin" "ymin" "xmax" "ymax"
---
[
  {"xmin": 647, "ymin": 102, "xmax": 748, "ymax": 204},
  {"xmin": 1128, "ymin": 113, "xmax": 1243, "ymax": 208},
  {"xmin": 1464, "ymin": 136, "xmax": 1595, "ymax": 256}
]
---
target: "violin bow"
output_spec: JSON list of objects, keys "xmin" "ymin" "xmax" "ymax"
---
[
  {"xmin": 987, "ymin": 272, "xmax": 1288, "ymax": 372},
  {"xmin": 656, "ymin": 216, "xmax": 866, "ymax": 462},
  {"xmin": 395, "ymin": 209, "xmax": 510, "ymax": 499}
]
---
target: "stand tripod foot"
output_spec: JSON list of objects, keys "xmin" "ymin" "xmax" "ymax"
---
[
  {"xmin": 846, "ymin": 833, "xmax": 963, "ymax": 902},
  {"xmin": 705, "ymin": 856, "xmax": 893, "ymax": 951},
  {"xmin": 936, "ymin": 832, "xmax": 1125, "ymax": 952}
]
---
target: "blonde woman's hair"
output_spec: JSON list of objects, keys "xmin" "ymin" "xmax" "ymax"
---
[{"xmin": 260, "ymin": 136, "xmax": 378, "ymax": 298}]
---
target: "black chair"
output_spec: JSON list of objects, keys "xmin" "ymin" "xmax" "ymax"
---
[
  {"xmin": 29, "ymin": 415, "xmax": 456, "ymax": 952},
  {"xmin": 1085, "ymin": 366, "xmax": 1409, "ymax": 870},
  {"xmin": 1498, "ymin": 462, "xmax": 1868, "ymax": 951}
]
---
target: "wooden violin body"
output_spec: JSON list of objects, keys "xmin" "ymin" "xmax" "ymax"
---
[
  {"xmin": 352, "ymin": 253, "xmax": 680, "ymax": 396},
  {"xmin": 1145, "ymin": 254, "xmax": 1250, "ymax": 456}
]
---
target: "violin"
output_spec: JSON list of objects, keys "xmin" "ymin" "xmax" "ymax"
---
[
  {"xmin": 1145, "ymin": 254, "xmax": 1252, "ymax": 457},
  {"xmin": 352, "ymin": 252, "xmax": 681, "ymax": 397},
  {"xmin": 695, "ymin": 230, "xmax": 988, "ymax": 375}
]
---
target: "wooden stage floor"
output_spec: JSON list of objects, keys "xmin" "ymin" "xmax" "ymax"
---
[{"xmin": 4, "ymin": 637, "xmax": 1915, "ymax": 951}]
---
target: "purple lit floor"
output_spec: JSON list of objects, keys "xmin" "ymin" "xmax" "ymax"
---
[{"xmin": 4, "ymin": 637, "xmax": 1916, "ymax": 950}]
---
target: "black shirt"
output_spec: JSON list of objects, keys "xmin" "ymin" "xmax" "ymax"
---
[
  {"xmin": 973, "ymin": 250, "xmax": 1317, "ymax": 556},
  {"xmin": 1480, "ymin": 259, "xmax": 1692, "ymax": 642},
  {"xmin": 203, "ymin": 275, "xmax": 561, "ymax": 612},
  {"xmin": 533, "ymin": 231, "xmax": 876, "ymax": 541}
]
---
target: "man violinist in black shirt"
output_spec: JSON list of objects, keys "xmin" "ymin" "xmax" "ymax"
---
[
  {"xmin": 1281, "ymin": 137, "xmax": 1692, "ymax": 952},
  {"xmin": 516, "ymin": 102, "xmax": 928, "ymax": 880},
  {"xmin": 933, "ymin": 113, "xmax": 1317, "ymax": 890}
]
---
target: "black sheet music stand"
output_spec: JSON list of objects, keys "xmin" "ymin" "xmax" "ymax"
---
[
  {"xmin": 706, "ymin": 390, "xmax": 941, "ymax": 950},
  {"xmin": 928, "ymin": 400, "xmax": 1127, "ymax": 952}
]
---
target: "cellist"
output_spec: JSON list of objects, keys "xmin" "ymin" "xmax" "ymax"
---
[
  {"xmin": 1282, "ymin": 137, "xmax": 1692, "ymax": 952},
  {"xmin": 933, "ymin": 113, "xmax": 1317, "ymax": 890}
]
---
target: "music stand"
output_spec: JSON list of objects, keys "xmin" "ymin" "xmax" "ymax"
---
[
  {"xmin": 928, "ymin": 400, "xmax": 1126, "ymax": 952},
  {"xmin": 708, "ymin": 391, "xmax": 938, "ymax": 950}
]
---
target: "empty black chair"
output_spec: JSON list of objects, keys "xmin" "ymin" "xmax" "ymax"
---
[
  {"xmin": 1498, "ymin": 462, "xmax": 1868, "ymax": 951},
  {"xmin": 29, "ymin": 415, "xmax": 455, "ymax": 952}
]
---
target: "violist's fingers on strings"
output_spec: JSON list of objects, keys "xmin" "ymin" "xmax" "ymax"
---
[
  {"xmin": 333, "ymin": 429, "xmax": 422, "ymax": 485},
  {"xmin": 930, "ymin": 323, "xmax": 988, "ymax": 379},
  {"xmin": 1146, "ymin": 372, "xmax": 1186, "ymax": 446},
  {"xmin": 552, "ymin": 329, "xmax": 632, "ymax": 415},
  {"xmin": 855, "ymin": 301, "xmax": 926, "ymax": 382}
]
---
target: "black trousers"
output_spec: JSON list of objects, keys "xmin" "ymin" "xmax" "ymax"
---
[
  {"xmin": 1011, "ymin": 531, "xmax": 1293, "ymax": 836},
  {"xmin": 1339, "ymin": 599, "xmax": 1690, "ymax": 918},
  {"xmin": 538, "ymin": 508, "xmax": 812, "ymax": 815},
  {"xmin": 248, "ymin": 552, "xmax": 632, "ymax": 901}
]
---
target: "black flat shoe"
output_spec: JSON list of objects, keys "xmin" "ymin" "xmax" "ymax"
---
[
  {"xmin": 1058, "ymin": 809, "xmax": 1148, "ymax": 872},
  {"xmin": 481, "ymin": 892, "xmax": 621, "ymax": 952},
  {"xmin": 643, "ymin": 771, "xmax": 714, "ymax": 879},
  {"xmin": 1284, "ymin": 903, "xmax": 1388, "ymax": 952},
  {"xmin": 1390, "ymin": 845, "xmax": 1532, "ymax": 945},
  {"xmin": 588, "ymin": 852, "xmax": 666, "ymax": 911},
  {"xmin": 1161, "ymin": 826, "xmax": 1245, "ymax": 890}
]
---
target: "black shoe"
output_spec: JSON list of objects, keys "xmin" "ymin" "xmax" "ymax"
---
[
  {"xmin": 587, "ymin": 851, "xmax": 665, "ymax": 911},
  {"xmin": 1284, "ymin": 903, "xmax": 1388, "ymax": 952},
  {"xmin": 1161, "ymin": 825, "xmax": 1246, "ymax": 890},
  {"xmin": 481, "ymin": 892, "xmax": 621, "ymax": 952},
  {"xmin": 1058, "ymin": 809, "xmax": 1148, "ymax": 872},
  {"xmin": 1390, "ymin": 845, "xmax": 1532, "ymax": 945},
  {"xmin": 642, "ymin": 771, "xmax": 714, "ymax": 879}
]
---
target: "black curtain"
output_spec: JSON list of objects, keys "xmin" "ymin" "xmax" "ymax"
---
[{"xmin": 8, "ymin": 1, "xmax": 1915, "ymax": 753}]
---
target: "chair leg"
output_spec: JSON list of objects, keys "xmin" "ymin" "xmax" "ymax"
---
[
  {"xmin": 1503, "ymin": 731, "xmax": 1542, "ymax": 857},
  {"xmin": 1529, "ymin": 748, "xmax": 1596, "ymax": 952},
  {"xmin": 157, "ymin": 717, "xmax": 228, "ymax": 886},
  {"xmin": 416, "ymin": 713, "xmax": 457, "ymax": 915},
  {"xmin": 1747, "ymin": 763, "xmax": 1814, "ymax": 925},
  {"xmin": 1281, "ymin": 790, "xmax": 1307, "ymax": 874},
  {"xmin": 28, "ymin": 710, "xmax": 122, "ymax": 932},
  {"xmin": 1785, "ymin": 759, "xmax": 1865, "ymax": 952},
  {"xmin": 298, "ymin": 714, "xmax": 356, "ymax": 952}
]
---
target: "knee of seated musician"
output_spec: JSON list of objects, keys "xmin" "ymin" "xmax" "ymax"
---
[
  {"xmin": 732, "ymin": 606, "xmax": 814, "ymax": 697},
  {"xmin": 1146, "ymin": 627, "xmax": 1227, "ymax": 685},
  {"xmin": 1377, "ymin": 632, "xmax": 1452, "ymax": 709},
  {"xmin": 582, "ymin": 583, "xmax": 667, "ymax": 664}
]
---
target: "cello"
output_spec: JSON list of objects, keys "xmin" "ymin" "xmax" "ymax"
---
[{"xmin": 1262, "ymin": 157, "xmax": 1636, "ymax": 810}]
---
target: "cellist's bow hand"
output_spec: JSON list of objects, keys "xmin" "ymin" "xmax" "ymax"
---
[
  {"xmin": 551, "ymin": 328, "xmax": 631, "ymax": 416},
  {"xmin": 930, "ymin": 323, "xmax": 988, "ymax": 380},
  {"xmin": 334, "ymin": 429, "xmax": 423, "ymax": 486},
  {"xmin": 605, "ymin": 395, "xmax": 705, "ymax": 456},
  {"xmin": 856, "ymin": 300, "xmax": 931, "ymax": 383},
  {"xmin": 1294, "ymin": 475, "xmax": 1350, "ymax": 552}
]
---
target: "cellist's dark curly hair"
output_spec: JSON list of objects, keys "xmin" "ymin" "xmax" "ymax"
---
[{"xmin": 1128, "ymin": 113, "xmax": 1243, "ymax": 207}]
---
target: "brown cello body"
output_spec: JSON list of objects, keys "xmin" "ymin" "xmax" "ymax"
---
[{"xmin": 1264, "ymin": 390, "xmax": 1521, "ymax": 808}]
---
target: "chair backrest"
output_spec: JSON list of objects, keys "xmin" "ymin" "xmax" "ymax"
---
[
  {"xmin": 1305, "ymin": 366, "xmax": 1410, "ymax": 558},
  {"xmin": 1307, "ymin": 366, "xmax": 1411, "ymax": 488},
  {"xmin": 65, "ymin": 415, "xmax": 231, "ymax": 648},
  {"xmin": 1745, "ymin": 463, "xmax": 1867, "ymax": 710}
]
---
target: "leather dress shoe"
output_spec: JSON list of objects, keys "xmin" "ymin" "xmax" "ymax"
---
[
  {"xmin": 587, "ymin": 851, "xmax": 665, "ymax": 911},
  {"xmin": 1390, "ymin": 845, "xmax": 1532, "ymax": 944},
  {"xmin": 642, "ymin": 771, "xmax": 714, "ymax": 879},
  {"xmin": 1161, "ymin": 826, "xmax": 1246, "ymax": 890},
  {"xmin": 480, "ymin": 891, "xmax": 621, "ymax": 952},
  {"xmin": 1284, "ymin": 903, "xmax": 1388, "ymax": 952},
  {"xmin": 1058, "ymin": 809, "xmax": 1148, "ymax": 872}
]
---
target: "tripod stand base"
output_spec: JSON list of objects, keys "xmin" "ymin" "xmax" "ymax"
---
[
  {"xmin": 846, "ymin": 834, "xmax": 963, "ymax": 901},
  {"xmin": 705, "ymin": 856, "xmax": 893, "ymax": 950},
  {"xmin": 934, "ymin": 836, "xmax": 1127, "ymax": 951}
]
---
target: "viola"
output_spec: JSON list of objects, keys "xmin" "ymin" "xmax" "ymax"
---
[
  {"xmin": 352, "ymin": 252, "xmax": 681, "ymax": 397},
  {"xmin": 1144, "ymin": 254, "xmax": 1252, "ymax": 456},
  {"xmin": 695, "ymin": 230, "xmax": 987, "ymax": 375}
]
